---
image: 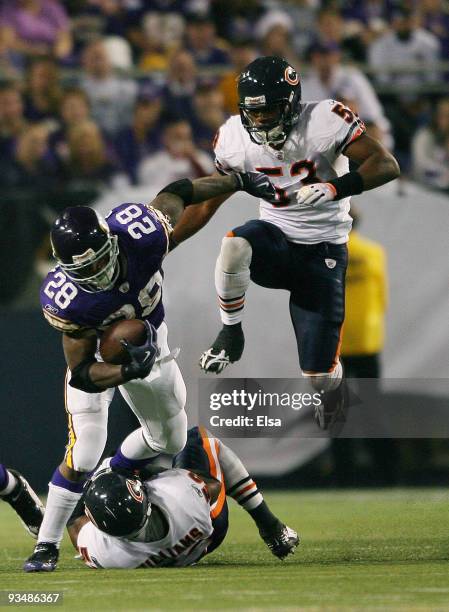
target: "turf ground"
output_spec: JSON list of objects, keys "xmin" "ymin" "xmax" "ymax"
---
[{"xmin": 1, "ymin": 489, "xmax": 449, "ymax": 611}]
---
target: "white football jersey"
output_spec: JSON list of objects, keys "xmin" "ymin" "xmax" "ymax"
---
[
  {"xmin": 77, "ymin": 469, "xmax": 214, "ymax": 569},
  {"xmin": 214, "ymin": 99, "xmax": 365, "ymax": 245}
]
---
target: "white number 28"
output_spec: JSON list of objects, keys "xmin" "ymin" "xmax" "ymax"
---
[
  {"xmin": 44, "ymin": 271, "xmax": 78, "ymax": 309},
  {"xmin": 115, "ymin": 204, "xmax": 156, "ymax": 239}
]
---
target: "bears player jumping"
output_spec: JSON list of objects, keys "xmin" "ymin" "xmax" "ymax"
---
[
  {"xmin": 67, "ymin": 427, "xmax": 299, "ymax": 568},
  {"xmin": 24, "ymin": 171, "xmax": 275, "ymax": 572},
  {"xmin": 173, "ymin": 56, "xmax": 399, "ymax": 424}
]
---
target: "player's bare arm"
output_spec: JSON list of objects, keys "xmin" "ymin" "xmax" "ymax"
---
[
  {"xmin": 343, "ymin": 133, "xmax": 400, "ymax": 190},
  {"xmin": 150, "ymin": 171, "xmax": 275, "ymax": 247},
  {"xmin": 63, "ymin": 330, "xmax": 125, "ymax": 391},
  {"xmin": 67, "ymin": 515, "xmax": 89, "ymax": 548}
]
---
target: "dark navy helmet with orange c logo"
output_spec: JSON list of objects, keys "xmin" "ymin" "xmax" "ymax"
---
[
  {"xmin": 238, "ymin": 56, "xmax": 301, "ymax": 147},
  {"xmin": 84, "ymin": 470, "xmax": 150, "ymax": 537}
]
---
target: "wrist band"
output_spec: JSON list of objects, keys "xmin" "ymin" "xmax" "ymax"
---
[{"xmin": 328, "ymin": 171, "xmax": 364, "ymax": 200}]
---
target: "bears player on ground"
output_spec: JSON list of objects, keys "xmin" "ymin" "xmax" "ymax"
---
[
  {"xmin": 0, "ymin": 463, "xmax": 44, "ymax": 538},
  {"xmin": 24, "ymin": 171, "xmax": 275, "ymax": 573},
  {"xmin": 171, "ymin": 56, "xmax": 399, "ymax": 427},
  {"xmin": 67, "ymin": 426, "xmax": 299, "ymax": 568}
]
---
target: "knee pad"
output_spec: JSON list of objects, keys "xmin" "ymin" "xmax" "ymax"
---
[
  {"xmin": 71, "ymin": 421, "xmax": 108, "ymax": 472},
  {"xmin": 302, "ymin": 360, "xmax": 343, "ymax": 393},
  {"xmin": 219, "ymin": 236, "xmax": 252, "ymax": 273},
  {"xmin": 162, "ymin": 426, "xmax": 187, "ymax": 456}
]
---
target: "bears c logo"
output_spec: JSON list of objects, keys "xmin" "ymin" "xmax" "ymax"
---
[
  {"xmin": 126, "ymin": 479, "xmax": 144, "ymax": 503},
  {"xmin": 284, "ymin": 66, "xmax": 299, "ymax": 86}
]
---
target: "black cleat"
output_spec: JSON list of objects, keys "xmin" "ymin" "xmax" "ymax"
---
[
  {"xmin": 259, "ymin": 521, "xmax": 300, "ymax": 560},
  {"xmin": 199, "ymin": 324, "xmax": 245, "ymax": 373},
  {"xmin": 2, "ymin": 470, "xmax": 44, "ymax": 538},
  {"xmin": 23, "ymin": 542, "xmax": 59, "ymax": 573}
]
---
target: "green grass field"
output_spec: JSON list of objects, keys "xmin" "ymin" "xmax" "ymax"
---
[{"xmin": 1, "ymin": 489, "xmax": 449, "ymax": 611}]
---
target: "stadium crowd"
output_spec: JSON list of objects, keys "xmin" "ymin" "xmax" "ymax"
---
[{"xmin": 0, "ymin": 0, "xmax": 448, "ymax": 306}]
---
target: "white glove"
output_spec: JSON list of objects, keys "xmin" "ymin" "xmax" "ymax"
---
[{"xmin": 295, "ymin": 183, "xmax": 337, "ymax": 208}]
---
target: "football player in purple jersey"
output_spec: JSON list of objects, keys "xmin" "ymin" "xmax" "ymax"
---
[{"xmin": 24, "ymin": 171, "xmax": 275, "ymax": 572}]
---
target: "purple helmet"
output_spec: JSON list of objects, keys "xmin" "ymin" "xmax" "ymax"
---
[{"xmin": 50, "ymin": 206, "xmax": 119, "ymax": 293}]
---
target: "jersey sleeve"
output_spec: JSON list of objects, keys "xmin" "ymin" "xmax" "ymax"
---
[
  {"xmin": 40, "ymin": 271, "xmax": 90, "ymax": 334},
  {"xmin": 312, "ymin": 99, "xmax": 366, "ymax": 158},
  {"xmin": 77, "ymin": 522, "xmax": 146, "ymax": 569},
  {"xmin": 107, "ymin": 202, "xmax": 171, "ymax": 261},
  {"xmin": 213, "ymin": 115, "xmax": 247, "ymax": 175}
]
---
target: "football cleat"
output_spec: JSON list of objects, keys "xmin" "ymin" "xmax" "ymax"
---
[
  {"xmin": 314, "ymin": 379, "xmax": 349, "ymax": 434},
  {"xmin": 259, "ymin": 521, "xmax": 299, "ymax": 560},
  {"xmin": 23, "ymin": 542, "xmax": 59, "ymax": 573},
  {"xmin": 2, "ymin": 470, "xmax": 44, "ymax": 538},
  {"xmin": 199, "ymin": 324, "xmax": 245, "ymax": 374}
]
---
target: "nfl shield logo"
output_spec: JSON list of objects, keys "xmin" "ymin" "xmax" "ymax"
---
[{"xmin": 325, "ymin": 258, "xmax": 336, "ymax": 269}]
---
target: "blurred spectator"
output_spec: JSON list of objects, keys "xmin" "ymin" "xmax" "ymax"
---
[
  {"xmin": 301, "ymin": 43, "xmax": 393, "ymax": 149},
  {"xmin": 0, "ymin": 123, "xmax": 57, "ymax": 192},
  {"xmin": 23, "ymin": 57, "xmax": 62, "ymax": 123},
  {"xmin": 103, "ymin": 35, "xmax": 134, "ymax": 71},
  {"xmin": 0, "ymin": 0, "xmax": 72, "ymax": 64},
  {"xmin": 369, "ymin": 6, "xmax": 441, "ymax": 88},
  {"xmin": 0, "ymin": 23, "xmax": 22, "ymax": 77},
  {"xmin": 62, "ymin": 120, "xmax": 125, "ymax": 202},
  {"xmin": 412, "ymin": 98, "xmax": 449, "ymax": 192},
  {"xmin": 49, "ymin": 87, "xmax": 91, "ymax": 160},
  {"xmin": 114, "ymin": 84, "xmax": 164, "ymax": 184},
  {"xmin": 162, "ymin": 49, "xmax": 198, "ymax": 121},
  {"xmin": 313, "ymin": 8, "xmax": 368, "ymax": 62},
  {"xmin": 137, "ymin": 11, "xmax": 184, "ymax": 71},
  {"xmin": 211, "ymin": 0, "xmax": 265, "ymax": 43},
  {"xmin": 192, "ymin": 84, "xmax": 227, "ymax": 152},
  {"xmin": 184, "ymin": 12, "xmax": 230, "ymax": 67},
  {"xmin": 255, "ymin": 11, "xmax": 298, "ymax": 66},
  {"xmin": 0, "ymin": 84, "xmax": 28, "ymax": 158},
  {"xmin": 138, "ymin": 119, "xmax": 214, "ymax": 191},
  {"xmin": 80, "ymin": 39, "xmax": 137, "ymax": 137},
  {"xmin": 218, "ymin": 39, "xmax": 257, "ymax": 115},
  {"xmin": 419, "ymin": 0, "xmax": 449, "ymax": 59}
]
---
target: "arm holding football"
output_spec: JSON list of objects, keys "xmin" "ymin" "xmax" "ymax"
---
[{"xmin": 64, "ymin": 331, "xmax": 126, "ymax": 392}]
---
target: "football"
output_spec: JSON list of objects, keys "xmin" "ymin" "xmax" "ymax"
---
[{"xmin": 99, "ymin": 319, "xmax": 147, "ymax": 365}]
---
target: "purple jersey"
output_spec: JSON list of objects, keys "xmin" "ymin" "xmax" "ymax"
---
[{"xmin": 40, "ymin": 203, "xmax": 172, "ymax": 333}]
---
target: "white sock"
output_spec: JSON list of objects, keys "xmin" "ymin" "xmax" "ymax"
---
[
  {"xmin": 120, "ymin": 428, "xmax": 160, "ymax": 460},
  {"xmin": 217, "ymin": 439, "xmax": 263, "ymax": 511},
  {"xmin": 0, "ymin": 470, "xmax": 17, "ymax": 496},
  {"xmin": 303, "ymin": 359, "xmax": 343, "ymax": 393},
  {"xmin": 37, "ymin": 484, "xmax": 82, "ymax": 546},
  {"xmin": 215, "ymin": 236, "xmax": 251, "ymax": 325}
]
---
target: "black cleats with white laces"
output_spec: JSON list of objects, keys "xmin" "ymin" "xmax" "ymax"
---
[
  {"xmin": 259, "ymin": 521, "xmax": 300, "ymax": 560},
  {"xmin": 2, "ymin": 470, "xmax": 44, "ymax": 538},
  {"xmin": 23, "ymin": 542, "xmax": 59, "ymax": 573},
  {"xmin": 199, "ymin": 324, "xmax": 245, "ymax": 374}
]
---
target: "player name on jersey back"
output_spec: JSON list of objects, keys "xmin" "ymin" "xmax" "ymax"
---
[{"xmin": 214, "ymin": 100, "xmax": 365, "ymax": 245}]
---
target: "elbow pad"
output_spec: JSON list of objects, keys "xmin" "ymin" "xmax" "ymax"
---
[
  {"xmin": 158, "ymin": 179, "xmax": 194, "ymax": 207},
  {"xmin": 69, "ymin": 358, "xmax": 102, "ymax": 393}
]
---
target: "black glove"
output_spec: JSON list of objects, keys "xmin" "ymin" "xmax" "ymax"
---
[
  {"xmin": 234, "ymin": 171, "xmax": 277, "ymax": 201},
  {"xmin": 121, "ymin": 320, "xmax": 160, "ymax": 381}
]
